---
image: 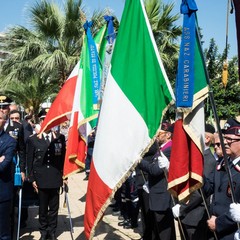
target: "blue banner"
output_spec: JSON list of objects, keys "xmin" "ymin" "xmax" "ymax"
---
[
  {"xmin": 175, "ymin": 0, "xmax": 198, "ymax": 108},
  {"xmin": 83, "ymin": 21, "xmax": 101, "ymax": 109},
  {"xmin": 104, "ymin": 15, "xmax": 116, "ymax": 44}
]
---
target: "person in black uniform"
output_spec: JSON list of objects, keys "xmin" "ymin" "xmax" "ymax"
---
[
  {"xmin": 0, "ymin": 111, "xmax": 17, "ymax": 240},
  {"xmin": 171, "ymin": 123, "xmax": 217, "ymax": 240},
  {"xmin": 0, "ymin": 96, "xmax": 26, "ymax": 181},
  {"xmin": 139, "ymin": 122, "xmax": 176, "ymax": 240},
  {"xmin": 203, "ymin": 118, "xmax": 240, "ymax": 240},
  {"xmin": 27, "ymin": 109, "xmax": 66, "ymax": 240},
  {"xmin": 84, "ymin": 127, "xmax": 96, "ymax": 180},
  {"xmin": 0, "ymin": 95, "xmax": 27, "ymax": 233}
]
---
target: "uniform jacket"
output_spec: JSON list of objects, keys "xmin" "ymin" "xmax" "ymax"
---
[
  {"xmin": 0, "ymin": 130, "xmax": 17, "ymax": 202},
  {"xmin": 139, "ymin": 140, "xmax": 172, "ymax": 211},
  {"xmin": 203, "ymin": 157, "xmax": 240, "ymax": 240},
  {"xmin": 22, "ymin": 119, "xmax": 33, "ymax": 144},
  {"xmin": 27, "ymin": 132, "xmax": 66, "ymax": 189},
  {"xmin": 5, "ymin": 120, "xmax": 26, "ymax": 172},
  {"xmin": 179, "ymin": 148, "xmax": 216, "ymax": 227}
]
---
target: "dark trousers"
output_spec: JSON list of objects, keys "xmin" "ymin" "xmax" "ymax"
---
[
  {"xmin": 138, "ymin": 189, "xmax": 153, "ymax": 240},
  {"xmin": 0, "ymin": 200, "xmax": 12, "ymax": 240},
  {"xmin": 38, "ymin": 188, "xmax": 59, "ymax": 236},
  {"xmin": 150, "ymin": 209, "xmax": 176, "ymax": 240},
  {"xmin": 180, "ymin": 214, "xmax": 212, "ymax": 240}
]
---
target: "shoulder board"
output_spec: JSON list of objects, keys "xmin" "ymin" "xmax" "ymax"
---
[{"xmin": 234, "ymin": 162, "xmax": 240, "ymax": 173}]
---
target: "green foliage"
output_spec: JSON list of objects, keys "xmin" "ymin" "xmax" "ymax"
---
[{"xmin": 205, "ymin": 45, "xmax": 240, "ymax": 120}]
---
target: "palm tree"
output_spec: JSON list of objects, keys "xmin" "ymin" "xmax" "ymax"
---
[
  {"xmin": 4, "ymin": 73, "xmax": 58, "ymax": 119},
  {"xmin": 0, "ymin": 0, "xmax": 109, "ymax": 89}
]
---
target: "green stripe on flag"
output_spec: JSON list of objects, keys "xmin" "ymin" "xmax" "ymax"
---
[
  {"xmin": 80, "ymin": 25, "xmax": 107, "ymax": 128},
  {"xmin": 110, "ymin": 0, "xmax": 173, "ymax": 138},
  {"xmin": 194, "ymin": 31, "xmax": 208, "ymax": 96}
]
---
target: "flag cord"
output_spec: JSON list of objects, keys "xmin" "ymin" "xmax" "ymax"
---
[
  {"xmin": 222, "ymin": 0, "xmax": 230, "ymax": 87},
  {"xmin": 196, "ymin": 26, "xmax": 238, "ymax": 206},
  {"xmin": 225, "ymin": 0, "xmax": 230, "ymax": 57},
  {"xmin": 199, "ymin": 188, "xmax": 219, "ymax": 240}
]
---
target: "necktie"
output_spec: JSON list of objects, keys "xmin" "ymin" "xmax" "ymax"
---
[{"xmin": 45, "ymin": 135, "xmax": 50, "ymax": 145}]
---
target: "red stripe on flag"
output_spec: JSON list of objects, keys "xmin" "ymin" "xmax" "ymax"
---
[
  {"xmin": 40, "ymin": 73, "xmax": 78, "ymax": 133},
  {"xmin": 84, "ymin": 161, "xmax": 112, "ymax": 239},
  {"xmin": 63, "ymin": 111, "xmax": 86, "ymax": 177},
  {"xmin": 168, "ymin": 119, "xmax": 203, "ymax": 201}
]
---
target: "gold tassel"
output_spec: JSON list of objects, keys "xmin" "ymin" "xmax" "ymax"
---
[{"xmin": 222, "ymin": 61, "xmax": 228, "ymax": 87}]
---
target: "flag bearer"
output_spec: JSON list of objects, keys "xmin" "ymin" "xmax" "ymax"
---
[{"xmin": 27, "ymin": 109, "xmax": 66, "ymax": 240}]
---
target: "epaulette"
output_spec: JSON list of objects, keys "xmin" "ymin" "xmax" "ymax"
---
[
  {"xmin": 234, "ymin": 163, "xmax": 240, "ymax": 173},
  {"xmin": 233, "ymin": 157, "xmax": 240, "ymax": 172}
]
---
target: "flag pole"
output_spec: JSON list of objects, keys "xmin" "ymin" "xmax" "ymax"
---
[
  {"xmin": 195, "ymin": 18, "xmax": 237, "ymax": 204},
  {"xmin": 199, "ymin": 188, "xmax": 219, "ymax": 240}
]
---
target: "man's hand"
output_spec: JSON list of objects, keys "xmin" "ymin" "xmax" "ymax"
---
[
  {"xmin": 21, "ymin": 172, "xmax": 26, "ymax": 182},
  {"xmin": 158, "ymin": 152, "xmax": 169, "ymax": 170},
  {"xmin": 172, "ymin": 204, "xmax": 181, "ymax": 218},
  {"xmin": 207, "ymin": 216, "xmax": 217, "ymax": 232},
  {"xmin": 32, "ymin": 181, "xmax": 38, "ymax": 193},
  {"xmin": 234, "ymin": 230, "xmax": 240, "ymax": 240},
  {"xmin": 230, "ymin": 203, "xmax": 240, "ymax": 223},
  {"xmin": 0, "ymin": 156, "xmax": 5, "ymax": 163}
]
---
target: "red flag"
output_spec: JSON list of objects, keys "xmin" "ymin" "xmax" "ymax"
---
[
  {"xmin": 63, "ymin": 111, "xmax": 86, "ymax": 177},
  {"xmin": 168, "ymin": 118, "xmax": 204, "ymax": 201}
]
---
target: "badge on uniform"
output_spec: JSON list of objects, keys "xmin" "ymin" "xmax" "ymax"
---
[
  {"xmin": 9, "ymin": 128, "xmax": 19, "ymax": 140},
  {"xmin": 54, "ymin": 143, "xmax": 62, "ymax": 156}
]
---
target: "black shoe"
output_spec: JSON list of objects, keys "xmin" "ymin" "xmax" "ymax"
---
[
  {"xmin": 109, "ymin": 203, "xmax": 118, "ymax": 208},
  {"xmin": 123, "ymin": 221, "xmax": 138, "ymax": 229},
  {"xmin": 83, "ymin": 175, "xmax": 89, "ymax": 181},
  {"xmin": 118, "ymin": 220, "xmax": 128, "ymax": 226},
  {"xmin": 112, "ymin": 210, "xmax": 121, "ymax": 216},
  {"xmin": 112, "ymin": 207, "xmax": 120, "ymax": 212},
  {"xmin": 118, "ymin": 215, "xmax": 124, "ymax": 221}
]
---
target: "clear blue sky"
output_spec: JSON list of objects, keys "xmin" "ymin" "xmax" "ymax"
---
[{"xmin": 0, "ymin": 0, "xmax": 237, "ymax": 58}]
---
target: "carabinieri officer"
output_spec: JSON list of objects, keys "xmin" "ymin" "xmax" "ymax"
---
[{"xmin": 27, "ymin": 109, "xmax": 66, "ymax": 240}]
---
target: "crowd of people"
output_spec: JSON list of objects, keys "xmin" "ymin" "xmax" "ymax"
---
[
  {"xmin": 0, "ymin": 95, "xmax": 67, "ymax": 240},
  {"xmin": 106, "ymin": 119, "xmax": 240, "ymax": 240},
  {"xmin": 1, "ymin": 92, "xmax": 240, "ymax": 240}
]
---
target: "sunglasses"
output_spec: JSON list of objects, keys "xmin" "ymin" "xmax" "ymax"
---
[
  {"xmin": 224, "ymin": 136, "xmax": 240, "ymax": 144},
  {"xmin": 214, "ymin": 143, "xmax": 221, "ymax": 147}
]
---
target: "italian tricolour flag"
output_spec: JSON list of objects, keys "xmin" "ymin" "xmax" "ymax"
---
[
  {"xmin": 40, "ymin": 25, "xmax": 108, "ymax": 177},
  {"xmin": 84, "ymin": 0, "xmax": 175, "ymax": 238}
]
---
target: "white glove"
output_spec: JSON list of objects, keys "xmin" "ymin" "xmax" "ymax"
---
[
  {"xmin": 234, "ymin": 229, "xmax": 240, "ymax": 240},
  {"xmin": 172, "ymin": 204, "xmax": 181, "ymax": 218},
  {"xmin": 157, "ymin": 152, "xmax": 169, "ymax": 170},
  {"xmin": 230, "ymin": 203, "xmax": 240, "ymax": 222}
]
